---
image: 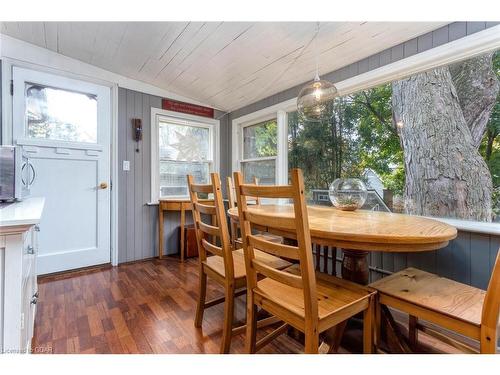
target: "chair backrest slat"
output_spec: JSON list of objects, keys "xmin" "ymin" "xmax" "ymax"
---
[
  {"xmin": 198, "ymin": 220, "xmax": 220, "ymax": 237},
  {"xmin": 188, "ymin": 173, "xmax": 234, "ymax": 280},
  {"xmin": 234, "ymin": 168, "xmax": 318, "ymax": 330},
  {"xmin": 202, "ymin": 238, "xmax": 224, "ymax": 257},
  {"xmin": 194, "ymin": 202, "xmax": 217, "ymax": 216},
  {"xmin": 482, "ymin": 249, "xmax": 500, "ymax": 330},
  {"xmin": 190, "ymin": 183, "xmax": 214, "ymax": 194},
  {"xmin": 244, "ymin": 210, "xmax": 296, "ymax": 231},
  {"xmin": 247, "ymin": 234, "xmax": 300, "ymax": 260},
  {"xmin": 227, "ymin": 176, "xmax": 261, "ymax": 208},
  {"xmin": 252, "ymin": 258, "xmax": 303, "ymax": 289},
  {"xmin": 240, "ymin": 184, "xmax": 294, "ymax": 199}
]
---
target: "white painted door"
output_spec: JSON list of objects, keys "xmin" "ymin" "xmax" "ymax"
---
[{"xmin": 12, "ymin": 67, "xmax": 111, "ymax": 274}]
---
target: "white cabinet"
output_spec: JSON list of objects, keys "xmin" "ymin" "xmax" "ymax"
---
[{"xmin": 0, "ymin": 198, "xmax": 44, "ymax": 354}]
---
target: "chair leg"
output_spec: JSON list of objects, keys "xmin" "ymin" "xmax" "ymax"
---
[
  {"xmin": 327, "ymin": 320, "xmax": 348, "ymax": 353},
  {"xmin": 245, "ymin": 291, "xmax": 258, "ymax": 354},
  {"xmin": 304, "ymin": 320, "xmax": 319, "ymax": 354},
  {"xmin": 230, "ymin": 221, "xmax": 238, "ymax": 248},
  {"xmin": 409, "ymin": 315, "xmax": 418, "ymax": 351},
  {"xmin": 363, "ymin": 297, "xmax": 374, "ymax": 354},
  {"xmin": 220, "ymin": 285, "xmax": 235, "ymax": 354},
  {"xmin": 194, "ymin": 270, "xmax": 207, "ymax": 328},
  {"xmin": 480, "ymin": 326, "xmax": 498, "ymax": 354},
  {"xmin": 304, "ymin": 330, "xmax": 319, "ymax": 354},
  {"xmin": 374, "ymin": 295, "xmax": 381, "ymax": 351}
]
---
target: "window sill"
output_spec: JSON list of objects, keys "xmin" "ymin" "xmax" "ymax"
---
[{"xmin": 422, "ymin": 216, "xmax": 500, "ymax": 236}]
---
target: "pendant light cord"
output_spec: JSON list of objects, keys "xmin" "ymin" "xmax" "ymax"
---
[{"xmin": 314, "ymin": 21, "xmax": 320, "ymax": 81}]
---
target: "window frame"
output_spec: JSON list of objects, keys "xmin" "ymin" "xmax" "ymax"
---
[
  {"xmin": 240, "ymin": 116, "xmax": 279, "ymax": 184},
  {"xmin": 151, "ymin": 108, "xmax": 219, "ymax": 202},
  {"xmin": 232, "ymin": 100, "xmax": 295, "ymax": 186}
]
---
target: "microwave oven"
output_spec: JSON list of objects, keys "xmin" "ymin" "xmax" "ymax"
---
[{"xmin": 0, "ymin": 146, "xmax": 33, "ymax": 202}]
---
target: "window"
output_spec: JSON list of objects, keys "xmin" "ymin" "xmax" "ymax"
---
[
  {"xmin": 151, "ymin": 109, "xmax": 219, "ymax": 201},
  {"xmin": 240, "ymin": 119, "xmax": 278, "ymax": 184},
  {"xmin": 25, "ymin": 83, "xmax": 97, "ymax": 143},
  {"xmin": 288, "ymin": 49, "xmax": 500, "ymax": 224}
]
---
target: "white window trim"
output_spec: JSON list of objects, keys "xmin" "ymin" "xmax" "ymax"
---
[
  {"xmin": 239, "ymin": 115, "xmax": 277, "ymax": 184},
  {"xmin": 150, "ymin": 108, "xmax": 220, "ymax": 203},
  {"xmin": 231, "ymin": 25, "xmax": 500, "ymax": 233},
  {"xmin": 232, "ymin": 99, "xmax": 296, "ymax": 185}
]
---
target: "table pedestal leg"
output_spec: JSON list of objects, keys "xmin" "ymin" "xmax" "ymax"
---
[{"xmin": 341, "ymin": 249, "xmax": 370, "ymax": 285}]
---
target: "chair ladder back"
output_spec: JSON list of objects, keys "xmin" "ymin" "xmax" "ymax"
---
[
  {"xmin": 188, "ymin": 175, "xmax": 208, "ymax": 262},
  {"xmin": 187, "ymin": 174, "xmax": 234, "ymax": 279},
  {"xmin": 233, "ymin": 169, "xmax": 318, "ymax": 325},
  {"xmin": 289, "ymin": 168, "xmax": 318, "ymax": 335},
  {"xmin": 209, "ymin": 172, "xmax": 233, "ymax": 270},
  {"xmin": 481, "ymin": 249, "xmax": 500, "ymax": 340}
]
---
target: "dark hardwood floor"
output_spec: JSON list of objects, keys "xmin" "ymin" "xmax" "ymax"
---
[
  {"xmin": 32, "ymin": 257, "xmax": 306, "ymax": 354},
  {"xmin": 33, "ymin": 256, "xmax": 468, "ymax": 354}
]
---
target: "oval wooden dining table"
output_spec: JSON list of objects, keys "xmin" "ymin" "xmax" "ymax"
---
[{"xmin": 227, "ymin": 204, "xmax": 458, "ymax": 285}]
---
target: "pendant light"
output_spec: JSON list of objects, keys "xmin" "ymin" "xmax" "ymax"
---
[{"xmin": 297, "ymin": 22, "xmax": 338, "ymax": 122}]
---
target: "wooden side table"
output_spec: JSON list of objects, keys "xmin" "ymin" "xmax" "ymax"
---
[
  {"xmin": 158, "ymin": 199, "xmax": 193, "ymax": 261},
  {"xmin": 158, "ymin": 198, "xmax": 214, "ymax": 261}
]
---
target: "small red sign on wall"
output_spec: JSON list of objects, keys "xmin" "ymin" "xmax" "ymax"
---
[{"xmin": 162, "ymin": 99, "xmax": 214, "ymax": 118}]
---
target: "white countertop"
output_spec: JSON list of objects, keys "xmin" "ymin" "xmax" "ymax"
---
[{"xmin": 0, "ymin": 197, "xmax": 45, "ymax": 230}]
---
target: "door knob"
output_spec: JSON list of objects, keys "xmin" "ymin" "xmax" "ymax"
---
[{"xmin": 99, "ymin": 182, "xmax": 108, "ymax": 190}]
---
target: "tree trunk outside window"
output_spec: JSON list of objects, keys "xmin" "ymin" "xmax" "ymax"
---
[{"xmin": 392, "ymin": 53, "xmax": 499, "ymax": 221}]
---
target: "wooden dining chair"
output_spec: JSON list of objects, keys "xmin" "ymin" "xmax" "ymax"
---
[
  {"xmin": 187, "ymin": 173, "xmax": 291, "ymax": 353},
  {"xmin": 233, "ymin": 168, "xmax": 376, "ymax": 354},
  {"xmin": 370, "ymin": 249, "xmax": 500, "ymax": 353},
  {"xmin": 226, "ymin": 175, "xmax": 282, "ymax": 249}
]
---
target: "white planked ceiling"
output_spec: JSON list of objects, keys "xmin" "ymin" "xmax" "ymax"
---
[{"xmin": 1, "ymin": 22, "xmax": 447, "ymax": 112}]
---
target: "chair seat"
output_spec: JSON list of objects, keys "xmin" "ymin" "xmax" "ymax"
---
[
  {"xmin": 370, "ymin": 267, "xmax": 486, "ymax": 326},
  {"xmin": 253, "ymin": 265, "xmax": 374, "ymax": 332},
  {"xmin": 204, "ymin": 248, "xmax": 291, "ymax": 281}
]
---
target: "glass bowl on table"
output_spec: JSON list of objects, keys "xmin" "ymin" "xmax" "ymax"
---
[{"xmin": 328, "ymin": 178, "xmax": 367, "ymax": 211}]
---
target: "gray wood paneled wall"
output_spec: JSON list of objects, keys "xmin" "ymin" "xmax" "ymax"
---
[
  {"xmin": 117, "ymin": 88, "xmax": 229, "ymax": 263},
  {"xmin": 0, "ymin": 62, "xmax": 2, "ymax": 145}
]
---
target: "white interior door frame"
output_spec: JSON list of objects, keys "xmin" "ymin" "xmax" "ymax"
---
[{"xmin": 1, "ymin": 58, "xmax": 120, "ymax": 267}]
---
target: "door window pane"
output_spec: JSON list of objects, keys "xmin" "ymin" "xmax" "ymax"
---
[
  {"xmin": 243, "ymin": 119, "xmax": 277, "ymax": 159},
  {"xmin": 241, "ymin": 160, "xmax": 276, "ymax": 185},
  {"xmin": 26, "ymin": 83, "xmax": 97, "ymax": 143}
]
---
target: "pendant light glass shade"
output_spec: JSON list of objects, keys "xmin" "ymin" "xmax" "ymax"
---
[{"xmin": 297, "ymin": 74, "xmax": 338, "ymax": 122}]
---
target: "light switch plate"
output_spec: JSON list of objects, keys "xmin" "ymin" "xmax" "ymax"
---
[{"xmin": 123, "ymin": 160, "xmax": 130, "ymax": 171}]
